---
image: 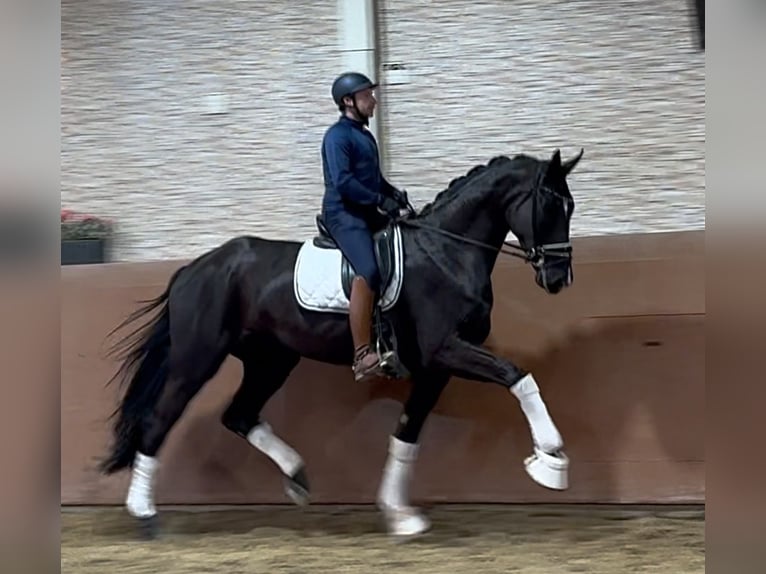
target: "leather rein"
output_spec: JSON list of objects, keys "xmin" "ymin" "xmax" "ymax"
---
[
  {"xmin": 393, "ymin": 163, "xmax": 573, "ymax": 265},
  {"xmin": 395, "ymin": 201, "xmax": 572, "ymax": 266}
]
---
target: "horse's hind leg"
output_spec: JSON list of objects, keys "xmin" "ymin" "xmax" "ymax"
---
[
  {"xmin": 221, "ymin": 337, "xmax": 306, "ymax": 504},
  {"xmin": 125, "ymin": 340, "xmax": 230, "ymax": 538}
]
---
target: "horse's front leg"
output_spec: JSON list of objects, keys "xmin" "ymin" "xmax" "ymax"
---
[
  {"xmin": 377, "ymin": 369, "xmax": 450, "ymax": 538},
  {"xmin": 432, "ymin": 334, "xmax": 569, "ymax": 490}
]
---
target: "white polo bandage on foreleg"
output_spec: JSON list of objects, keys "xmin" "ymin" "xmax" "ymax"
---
[
  {"xmin": 378, "ymin": 436, "xmax": 419, "ymax": 510},
  {"xmin": 510, "ymin": 373, "xmax": 563, "ymax": 452}
]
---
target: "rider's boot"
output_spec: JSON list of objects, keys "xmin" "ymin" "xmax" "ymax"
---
[{"xmin": 349, "ymin": 276, "xmax": 384, "ymax": 382}]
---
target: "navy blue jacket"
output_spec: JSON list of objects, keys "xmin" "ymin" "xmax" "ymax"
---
[{"xmin": 321, "ymin": 115, "xmax": 398, "ymax": 229}]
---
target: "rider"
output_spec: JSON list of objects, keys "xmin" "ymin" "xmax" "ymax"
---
[{"xmin": 320, "ymin": 71, "xmax": 409, "ymax": 382}]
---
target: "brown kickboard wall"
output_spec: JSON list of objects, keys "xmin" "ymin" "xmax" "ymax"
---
[{"xmin": 61, "ymin": 231, "xmax": 704, "ymax": 505}]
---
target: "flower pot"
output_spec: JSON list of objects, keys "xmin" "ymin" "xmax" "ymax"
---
[{"xmin": 61, "ymin": 239, "xmax": 107, "ymax": 265}]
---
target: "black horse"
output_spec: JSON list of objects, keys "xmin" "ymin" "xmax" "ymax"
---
[{"xmin": 100, "ymin": 148, "xmax": 584, "ymax": 538}]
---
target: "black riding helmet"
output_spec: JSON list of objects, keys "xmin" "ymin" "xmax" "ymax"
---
[{"xmin": 331, "ymin": 72, "xmax": 378, "ymax": 110}]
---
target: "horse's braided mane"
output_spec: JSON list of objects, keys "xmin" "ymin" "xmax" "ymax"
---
[{"xmin": 416, "ymin": 153, "xmax": 538, "ymax": 217}]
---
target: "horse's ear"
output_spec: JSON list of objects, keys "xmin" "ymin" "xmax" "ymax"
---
[
  {"xmin": 561, "ymin": 148, "xmax": 584, "ymax": 176},
  {"xmin": 550, "ymin": 149, "xmax": 562, "ymax": 170}
]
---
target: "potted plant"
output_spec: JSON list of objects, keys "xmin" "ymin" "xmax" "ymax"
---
[{"xmin": 61, "ymin": 209, "xmax": 114, "ymax": 265}]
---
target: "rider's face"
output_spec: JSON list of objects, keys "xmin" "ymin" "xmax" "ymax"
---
[{"xmin": 346, "ymin": 88, "xmax": 377, "ymax": 118}]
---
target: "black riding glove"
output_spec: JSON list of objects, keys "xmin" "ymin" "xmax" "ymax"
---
[
  {"xmin": 392, "ymin": 188, "xmax": 409, "ymax": 208},
  {"xmin": 378, "ymin": 196, "xmax": 401, "ymax": 218}
]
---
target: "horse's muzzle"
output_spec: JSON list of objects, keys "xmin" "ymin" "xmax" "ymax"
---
[{"xmin": 535, "ymin": 258, "xmax": 573, "ymax": 294}]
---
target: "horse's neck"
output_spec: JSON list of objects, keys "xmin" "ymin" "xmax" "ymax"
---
[
  {"xmin": 417, "ymin": 192, "xmax": 508, "ymax": 278},
  {"xmin": 424, "ymin": 187, "xmax": 509, "ymax": 249}
]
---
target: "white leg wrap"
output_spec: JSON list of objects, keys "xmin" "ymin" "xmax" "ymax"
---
[
  {"xmin": 510, "ymin": 373, "xmax": 563, "ymax": 453},
  {"xmin": 511, "ymin": 374, "xmax": 570, "ymax": 490},
  {"xmin": 247, "ymin": 422, "xmax": 303, "ymax": 477},
  {"xmin": 126, "ymin": 452, "xmax": 158, "ymax": 519},
  {"xmin": 376, "ymin": 436, "xmax": 431, "ymax": 537}
]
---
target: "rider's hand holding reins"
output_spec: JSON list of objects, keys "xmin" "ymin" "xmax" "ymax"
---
[
  {"xmin": 378, "ymin": 195, "xmax": 401, "ymax": 219},
  {"xmin": 392, "ymin": 188, "xmax": 417, "ymax": 217},
  {"xmin": 392, "ymin": 188, "xmax": 409, "ymax": 208}
]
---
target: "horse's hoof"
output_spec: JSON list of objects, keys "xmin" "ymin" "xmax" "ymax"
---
[
  {"xmin": 524, "ymin": 446, "xmax": 569, "ymax": 490},
  {"xmin": 380, "ymin": 506, "xmax": 431, "ymax": 540},
  {"xmin": 284, "ymin": 466, "xmax": 310, "ymax": 506},
  {"xmin": 137, "ymin": 515, "xmax": 159, "ymax": 540}
]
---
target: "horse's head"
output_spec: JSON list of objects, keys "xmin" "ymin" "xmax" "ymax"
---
[
  {"xmin": 503, "ymin": 148, "xmax": 583, "ymax": 295},
  {"xmin": 410, "ymin": 148, "xmax": 583, "ymax": 295}
]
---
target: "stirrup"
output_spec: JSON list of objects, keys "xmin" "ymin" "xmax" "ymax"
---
[
  {"xmin": 372, "ymin": 309, "xmax": 409, "ymax": 379},
  {"xmin": 353, "ymin": 345, "xmax": 383, "ymax": 382}
]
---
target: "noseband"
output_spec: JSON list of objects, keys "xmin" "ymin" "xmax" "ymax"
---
[{"xmin": 523, "ymin": 173, "xmax": 574, "ymax": 265}]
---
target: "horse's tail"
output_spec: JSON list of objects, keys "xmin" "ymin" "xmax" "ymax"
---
[{"xmin": 98, "ymin": 264, "xmax": 187, "ymax": 475}]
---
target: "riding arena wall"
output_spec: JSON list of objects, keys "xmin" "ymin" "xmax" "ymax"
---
[
  {"xmin": 62, "ymin": 0, "xmax": 704, "ymax": 263},
  {"xmin": 62, "ymin": 0, "xmax": 704, "ymax": 507},
  {"xmin": 61, "ymin": 230, "xmax": 704, "ymax": 507}
]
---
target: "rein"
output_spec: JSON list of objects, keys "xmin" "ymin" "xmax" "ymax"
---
[
  {"xmin": 397, "ymin": 211, "xmax": 572, "ymax": 265},
  {"xmin": 392, "ymin": 160, "xmax": 574, "ymax": 266}
]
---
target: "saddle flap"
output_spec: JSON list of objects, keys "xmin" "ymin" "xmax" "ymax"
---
[{"xmin": 373, "ymin": 226, "xmax": 395, "ymax": 289}]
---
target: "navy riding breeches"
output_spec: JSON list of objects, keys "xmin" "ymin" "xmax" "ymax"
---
[{"xmin": 323, "ymin": 214, "xmax": 381, "ymax": 293}]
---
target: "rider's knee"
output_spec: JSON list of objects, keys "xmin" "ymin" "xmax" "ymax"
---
[{"xmin": 358, "ymin": 267, "xmax": 381, "ymax": 293}]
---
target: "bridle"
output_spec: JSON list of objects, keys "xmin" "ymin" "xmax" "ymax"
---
[
  {"xmin": 396, "ymin": 174, "xmax": 573, "ymax": 268},
  {"xmin": 399, "ymin": 215, "xmax": 570, "ymax": 264}
]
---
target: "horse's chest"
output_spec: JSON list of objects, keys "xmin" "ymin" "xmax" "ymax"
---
[{"xmin": 457, "ymin": 288, "xmax": 494, "ymax": 343}]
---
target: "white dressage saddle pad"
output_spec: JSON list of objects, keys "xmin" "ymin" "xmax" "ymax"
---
[{"xmin": 293, "ymin": 225, "xmax": 404, "ymax": 314}]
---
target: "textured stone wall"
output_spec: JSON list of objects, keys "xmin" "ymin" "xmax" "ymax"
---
[
  {"xmin": 61, "ymin": 0, "xmax": 343, "ymax": 261},
  {"xmin": 61, "ymin": 0, "xmax": 704, "ymax": 262},
  {"xmin": 377, "ymin": 0, "xmax": 705, "ymax": 238}
]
